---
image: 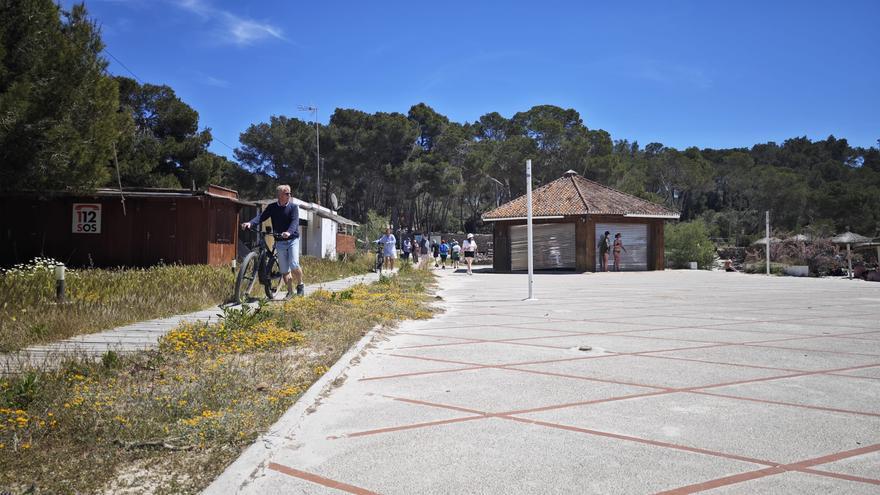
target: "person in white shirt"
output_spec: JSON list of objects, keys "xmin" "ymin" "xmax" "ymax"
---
[
  {"xmin": 462, "ymin": 233, "xmax": 477, "ymax": 275},
  {"xmin": 450, "ymin": 240, "xmax": 461, "ymax": 270},
  {"xmin": 374, "ymin": 227, "xmax": 397, "ymax": 273}
]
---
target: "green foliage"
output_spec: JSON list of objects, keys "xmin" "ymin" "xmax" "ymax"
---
[
  {"xmin": 101, "ymin": 350, "xmax": 121, "ymax": 370},
  {"xmin": 3, "ymin": 371, "xmax": 43, "ymax": 409},
  {"xmin": 0, "ymin": 0, "xmax": 123, "ymax": 192},
  {"xmin": 217, "ymin": 301, "xmax": 268, "ymax": 332},
  {"xmin": 361, "ymin": 210, "xmax": 391, "ymax": 250},
  {"xmin": 744, "ymin": 261, "xmax": 786, "ymax": 276},
  {"xmin": 665, "ymin": 220, "xmax": 717, "ymax": 269},
  {"xmin": 1, "ymin": 2, "xmax": 876, "ymax": 237}
]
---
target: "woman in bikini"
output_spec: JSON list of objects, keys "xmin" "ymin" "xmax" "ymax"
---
[{"xmin": 613, "ymin": 232, "xmax": 627, "ymax": 272}]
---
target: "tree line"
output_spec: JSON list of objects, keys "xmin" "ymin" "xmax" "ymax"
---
[{"xmin": 2, "ymin": 1, "xmax": 878, "ymax": 243}]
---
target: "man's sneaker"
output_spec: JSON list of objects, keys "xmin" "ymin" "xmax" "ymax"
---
[
  {"xmin": 283, "ymin": 291, "xmax": 295, "ymax": 301},
  {"xmin": 296, "ymin": 284, "xmax": 305, "ymax": 297}
]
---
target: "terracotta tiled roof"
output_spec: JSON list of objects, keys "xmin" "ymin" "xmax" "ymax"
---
[{"xmin": 482, "ymin": 171, "xmax": 679, "ymax": 220}]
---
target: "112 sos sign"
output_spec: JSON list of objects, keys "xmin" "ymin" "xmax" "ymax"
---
[{"xmin": 72, "ymin": 204, "xmax": 101, "ymax": 234}]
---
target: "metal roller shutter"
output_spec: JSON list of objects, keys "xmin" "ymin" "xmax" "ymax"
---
[
  {"xmin": 595, "ymin": 223, "xmax": 648, "ymax": 271},
  {"xmin": 510, "ymin": 223, "xmax": 576, "ymax": 270}
]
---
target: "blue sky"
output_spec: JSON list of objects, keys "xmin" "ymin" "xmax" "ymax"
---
[{"xmin": 68, "ymin": 0, "xmax": 879, "ymax": 157}]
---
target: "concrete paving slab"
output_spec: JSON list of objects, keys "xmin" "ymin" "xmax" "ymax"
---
[
  {"xmin": 356, "ymin": 367, "xmax": 653, "ymax": 413},
  {"xmin": 261, "ymin": 418, "xmax": 763, "ymax": 495},
  {"xmin": 352, "ymin": 353, "xmax": 477, "ymax": 381},
  {"xmin": 611, "ymin": 327, "xmax": 806, "ymax": 344},
  {"xmin": 518, "ymin": 392, "xmax": 880, "ymax": 464},
  {"xmin": 401, "ymin": 325, "xmax": 575, "ymax": 341},
  {"xmin": 513, "ymin": 354, "xmax": 786, "ymax": 389},
  {"xmin": 818, "ymin": 450, "xmax": 880, "ymax": 480},
  {"xmin": 704, "ymin": 373, "xmax": 880, "ymax": 415},
  {"xmin": 704, "ymin": 471, "xmax": 880, "ymax": 494},
  {"xmin": 507, "ymin": 319, "xmax": 660, "ymax": 333},
  {"xmin": 833, "ymin": 367, "xmax": 880, "ymax": 379},
  {"xmin": 208, "ymin": 270, "xmax": 880, "ymax": 494},
  {"xmin": 511, "ymin": 334, "xmax": 712, "ymax": 353},
  {"xmin": 650, "ymin": 344, "xmax": 880, "ymax": 372},
  {"xmin": 387, "ymin": 340, "xmax": 582, "ymax": 366}
]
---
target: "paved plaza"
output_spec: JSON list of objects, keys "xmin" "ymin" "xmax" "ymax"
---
[{"xmin": 208, "ymin": 269, "xmax": 880, "ymax": 494}]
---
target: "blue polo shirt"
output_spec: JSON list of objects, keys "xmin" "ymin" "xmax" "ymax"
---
[{"xmin": 248, "ymin": 201, "xmax": 299, "ymax": 239}]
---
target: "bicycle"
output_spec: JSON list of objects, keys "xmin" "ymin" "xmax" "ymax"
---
[
  {"xmin": 373, "ymin": 240, "xmax": 385, "ymax": 273},
  {"xmin": 234, "ymin": 227, "xmax": 285, "ymax": 303}
]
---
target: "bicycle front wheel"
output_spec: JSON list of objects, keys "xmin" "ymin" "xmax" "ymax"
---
[
  {"xmin": 263, "ymin": 255, "xmax": 284, "ymax": 300},
  {"xmin": 233, "ymin": 251, "xmax": 259, "ymax": 304}
]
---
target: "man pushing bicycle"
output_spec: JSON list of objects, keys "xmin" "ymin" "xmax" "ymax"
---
[{"xmin": 241, "ymin": 185, "xmax": 304, "ymax": 299}]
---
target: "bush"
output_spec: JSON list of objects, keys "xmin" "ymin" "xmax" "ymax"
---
[
  {"xmin": 665, "ymin": 220, "xmax": 716, "ymax": 269},
  {"xmin": 359, "ymin": 210, "xmax": 391, "ymax": 252},
  {"xmin": 743, "ymin": 261, "xmax": 786, "ymax": 275}
]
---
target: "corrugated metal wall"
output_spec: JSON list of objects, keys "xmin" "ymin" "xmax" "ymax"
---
[
  {"xmin": 0, "ymin": 195, "xmax": 241, "ymax": 267},
  {"xmin": 595, "ymin": 223, "xmax": 648, "ymax": 271},
  {"xmin": 510, "ymin": 223, "xmax": 576, "ymax": 270}
]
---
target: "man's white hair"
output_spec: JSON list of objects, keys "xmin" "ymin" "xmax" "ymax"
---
[{"xmin": 276, "ymin": 185, "xmax": 291, "ymax": 194}]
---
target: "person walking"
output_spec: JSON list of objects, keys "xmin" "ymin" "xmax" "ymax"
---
[
  {"xmin": 450, "ymin": 239, "xmax": 461, "ymax": 270},
  {"xmin": 598, "ymin": 231, "xmax": 611, "ymax": 272},
  {"xmin": 432, "ymin": 239, "xmax": 440, "ymax": 268},
  {"xmin": 401, "ymin": 237, "xmax": 412, "ymax": 263},
  {"xmin": 241, "ymin": 185, "xmax": 304, "ymax": 298},
  {"xmin": 613, "ymin": 232, "xmax": 627, "ymax": 272},
  {"xmin": 374, "ymin": 227, "xmax": 396, "ymax": 273},
  {"xmin": 411, "ymin": 236, "xmax": 419, "ymax": 265},
  {"xmin": 439, "ymin": 239, "xmax": 450, "ymax": 269},
  {"xmin": 462, "ymin": 233, "xmax": 477, "ymax": 275},
  {"xmin": 418, "ymin": 233, "xmax": 430, "ymax": 270}
]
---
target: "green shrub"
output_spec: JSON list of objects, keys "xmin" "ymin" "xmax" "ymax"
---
[
  {"xmin": 744, "ymin": 261, "xmax": 786, "ymax": 275},
  {"xmin": 665, "ymin": 220, "xmax": 717, "ymax": 269}
]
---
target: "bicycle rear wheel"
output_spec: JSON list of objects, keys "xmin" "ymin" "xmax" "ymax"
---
[
  {"xmin": 263, "ymin": 255, "xmax": 284, "ymax": 300},
  {"xmin": 233, "ymin": 251, "xmax": 259, "ymax": 304}
]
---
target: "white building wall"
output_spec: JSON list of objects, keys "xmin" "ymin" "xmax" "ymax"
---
[{"xmin": 321, "ymin": 217, "xmax": 337, "ymax": 260}]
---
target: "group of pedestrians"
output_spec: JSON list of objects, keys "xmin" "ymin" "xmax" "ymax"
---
[
  {"xmin": 378, "ymin": 229, "xmax": 478, "ymax": 275},
  {"xmin": 598, "ymin": 230, "xmax": 627, "ymax": 272}
]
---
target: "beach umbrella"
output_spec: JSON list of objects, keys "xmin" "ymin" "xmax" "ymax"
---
[
  {"xmin": 831, "ymin": 232, "xmax": 872, "ymax": 279},
  {"xmin": 752, "ymin": 236, "xmax": 782, "ymax": 246},
  {"xmin": 786, "ymin": 234, "xmax": 811, "ymax": 242}
]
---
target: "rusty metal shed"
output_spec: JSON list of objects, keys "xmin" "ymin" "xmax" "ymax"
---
[{"xmin": 0, "ymin": 185, "xmax": 253, "ymax": 268}]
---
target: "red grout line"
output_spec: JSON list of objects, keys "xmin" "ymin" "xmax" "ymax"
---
[
  {"xmin": 638, "ymin": 353, "xmax": 809, "ymax": 372},
  {"xmin": 501, "ymin": 390, "xmax": 673, "ymax": 416},
  {"xmin": 499, "ymin": 365, "xmax": 672, "ymax": 391},
  {"xmin": 785, "ymin": 443, "xmax": 880, "ymax": 470},
  {"xmin": 396, "ymin": 325, "xmax": 879, "ymax": 357},
  {"xmin": 655, "ymin": 444, "xmax": 880, "ymax": 494},
  {"xmin": 389, "ymin": 396, "xmax": 488, "ymax": 415},
  {"xmin": 352, "ymin": 363, "xmax": 880, "ymax": 440},
  {"xmin": 688, "ymin": 390, "xmax": 880, "ymax": 418},
  {"xmin": 694, "ymin": 363, "xmax": 880, "ymax": 391},
  {"xmin": 797, "ymin": 468, "xmax": 880, "ymax": 485},
  {"xmin": 267, "ymin": 462, "xmax": 379, "ymax": 495},
  {"xmin": 654, "ymin": 467, "xmax": 785, "ymax": 494},
  {"xmin": 824, "ymin": 372, "xmax": 880, "ymax": 381},
  {"xmin": 741, "ymin": 342, "xmax": 880, "ymax": 358},
  {"xmin": 344, "ymin": 415, "xmax": 486, "ymax": 438},
  {"xmin": 334, "ymin": 393, "xmax": 880, "ymax": 490},
  {"xmin": 503, "ymin": 415, "xmax": 777, "ymax": 466},
  {"xmin": 358, "ymin": 365, "xmax": 486, "ymax": 382}
]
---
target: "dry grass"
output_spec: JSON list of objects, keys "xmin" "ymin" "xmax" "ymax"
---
[
  {"xmin": 0, "ymin": 255, "xmax": 375, "ymax": 352},
  {"xmin": 0, "ymin": 258, "xmax": 234, "ymax": 352},
  {"xmin": 0, "ymin": 266, "xmax": 435, "ymax": 494}
]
